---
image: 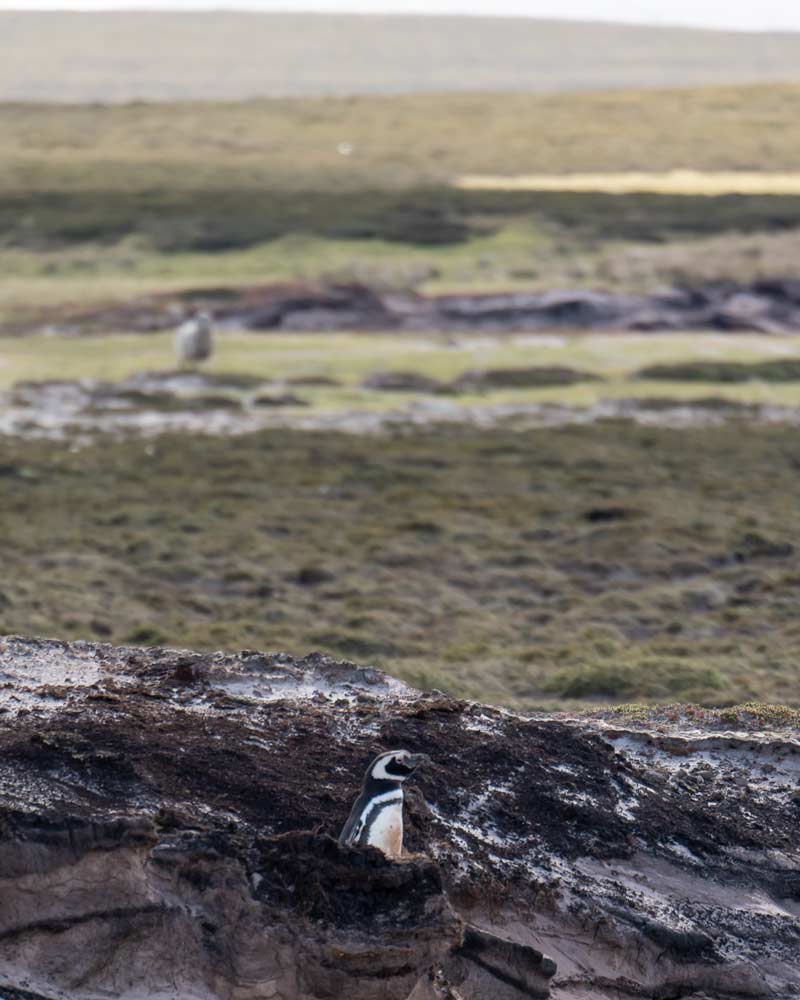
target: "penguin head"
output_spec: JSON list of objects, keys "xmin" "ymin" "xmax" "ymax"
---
[{"xmin": 366, "ymin": 749, "xmax": 429, "ymax": 784}]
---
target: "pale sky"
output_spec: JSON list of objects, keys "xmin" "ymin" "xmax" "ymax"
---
[{"xmin": 2, "ymin": 0, "xmax": 800, "ymax": 32}]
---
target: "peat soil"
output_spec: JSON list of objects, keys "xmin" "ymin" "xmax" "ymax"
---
[
  {"xmin": 0, "ymin": 636, "xmax": 797, "ymax": 999},
  {"xmin": 9, "ymin": 280, "xmax": 800, "ymax": 337}
]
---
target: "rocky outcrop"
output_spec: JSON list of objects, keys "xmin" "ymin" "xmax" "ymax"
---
[
  {"xmin": 13, "ymin": 279, "xmax": 800, "ymax": 336},
  {"xmin": 0, "ymin": 635, "xmax": 798, "ymax": 999}
]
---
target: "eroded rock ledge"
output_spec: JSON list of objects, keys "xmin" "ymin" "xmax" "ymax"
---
[{"xmin": 0, "ymin": 635, "xmax": 798, "ymax": 999}]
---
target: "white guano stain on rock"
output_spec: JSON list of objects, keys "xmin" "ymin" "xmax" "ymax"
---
[{"xmin": 0, "ymin": 636, "xmax": 798, "ymax": 999}]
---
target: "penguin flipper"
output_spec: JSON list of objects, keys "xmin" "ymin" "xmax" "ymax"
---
[{"xmin": 339, "ymin": 794, "xmax": 367, "ymax": 846}]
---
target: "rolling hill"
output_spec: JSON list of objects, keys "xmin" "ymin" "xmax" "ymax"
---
[
  {"xmin": 3, "ymin": 84, "xmax": 800, "ymax": 264},
  {"xmin": 2, "ymin": 12, "xmax": 800, "ymax": 102},
  {"xmin": 4, "ymin": 85, "xmax": 800, "ymax": 189}
]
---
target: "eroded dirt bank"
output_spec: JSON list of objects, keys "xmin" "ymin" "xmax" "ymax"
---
[
  {"xmin": 0, "ymin": 636, "xmax": 798, "ymax": 999},
  {"xmin": 10, "ymin": 280, "xmax": 800, "ymax": 338}
]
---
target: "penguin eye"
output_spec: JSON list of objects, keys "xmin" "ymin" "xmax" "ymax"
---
[{"xmin": 382, "ymin": 753, "xmax": 413, "ymax": 778}]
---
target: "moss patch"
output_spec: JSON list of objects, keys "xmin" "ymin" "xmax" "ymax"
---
[{"xmin": 637, "ymin": 359, "xmax": 800, "ymax": 383}]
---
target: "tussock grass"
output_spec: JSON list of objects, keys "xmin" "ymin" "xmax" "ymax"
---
[
  {"xmin": 590, "ymin": 703, "xmax": 800, "ymax": 729},
  {"xmin": 1, "ymin": 422, "xmax": 799, "ymax": 709}
]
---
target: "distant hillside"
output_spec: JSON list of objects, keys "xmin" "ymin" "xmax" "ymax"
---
[
  {"xmin": 5, "ymin": 87, "xmax": 800, "ymax": 189},
  {"xmin": 3, "ymin": 12, "xmax": 800, "ymax": 102},
  {"xmin": 5, "ymin": 85, "xmax": 800, "ymax": 257}
]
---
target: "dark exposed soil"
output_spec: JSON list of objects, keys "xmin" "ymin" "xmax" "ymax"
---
[
  {"xmin": 12, "ymin": 279, "xmax": 800, "ymax": 337},
  {"xmin": 0, "ymin": 636, "xmax": 798, "ymax": 999}
]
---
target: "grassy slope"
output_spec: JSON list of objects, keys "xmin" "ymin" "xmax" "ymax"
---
[
  {"xmin": 2, "ymin": 332, "xmax": 800, "ymax": 711},
  {"xmin": 3, "ymin": 13, "xmax": 800, "ymax": 103},
  {"xmin": 5, "ymin": 85, "xmax": 800, "ymax": 309},
  {"xmin": 5, "ymin": 86, "xmax": 800, "ymax": 189},
  {"xmin": 7, "ymin": 224, "xmax": 800, "ymax": 331},
  {"xmin": 2, "ymin": 421, "xmax": 798, "ymax": 710}
]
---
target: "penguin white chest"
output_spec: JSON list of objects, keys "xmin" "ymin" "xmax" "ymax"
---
[{"xmin": 367, "ymin": 798, "xmax": 404, "ymax": 857}]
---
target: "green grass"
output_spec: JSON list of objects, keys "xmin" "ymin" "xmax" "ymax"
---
[
  {"xmin": 7, "ymin": 86, "xmax": 800, "ymax": 184},
  {"xmin": 3, "ymin": 13, "xmax": 800, "ymax": 102},
  {"xmin": 6, "ymin": 86, "xmax": 800, "ymax": 308},
  {"xmin": 6, "ymin": 87, "xmax": 800, "ymax": 258},
  {"xmin": 1, "ymin": 421, "xmax": 799, "ymax": 710},
  {"xmin": 586, "ymin": 702, "xmax": 800, "ymax": 729},
  {"xmin": 3, "ymin": 331, "xmax": 800, "ymax": 710},
  {"xmin": 0, "ymin": 226, "xmax": 561, "ymax": 328},
  {"xmin": 6, "ymin": 223, "xmax": 800, "ymax": 331},
  {"xmin": 4, "ymin": 331, "xmax": 800, "ymax": 410},
  {"xmin": 4, "ymin": 70, "xmax": 800, "ymax": 717}
]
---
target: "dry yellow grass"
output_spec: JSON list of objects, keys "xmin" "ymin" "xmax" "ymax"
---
[
  {"xmin": 455, "ymin": 170, "xmax": 800, "ymax": 196},
  {"xmin": 6, "ymin": 86, "xmax": 800, "ymax": 192}
]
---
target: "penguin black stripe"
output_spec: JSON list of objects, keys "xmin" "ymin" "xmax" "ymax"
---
[
  {"xmin": 348, "ymin": 789, "xmax": 403, "ymax": 847},
  {"xmin": 383, "ymin": 758, "xmax": 417, "ymax": 779}
]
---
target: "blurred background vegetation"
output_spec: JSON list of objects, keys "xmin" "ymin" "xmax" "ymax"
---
[
  {"xmin": 3, "ymin": 11, "xmax": 800, "ymax": 709},
  {"xmin": 4, "ymin": 12, "xmax": 800, "ymax": 100},
  {"xmin": 5, "ymin": 82, "xmax": 800, "ymax": 326}
]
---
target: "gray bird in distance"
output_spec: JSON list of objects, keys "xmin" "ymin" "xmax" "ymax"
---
[{"xmin": 174, "ymin": 312, "xmax": 214, "ymax": 368}]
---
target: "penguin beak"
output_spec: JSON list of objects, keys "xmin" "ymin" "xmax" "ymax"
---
[{"xmin": 407, "ymin": 753, "xmax": 430, "ymax": 769}]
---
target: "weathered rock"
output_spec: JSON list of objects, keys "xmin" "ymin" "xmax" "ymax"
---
[{"xmin": 0, "ymin": 636, "xmax": 798, "ymax": 999}]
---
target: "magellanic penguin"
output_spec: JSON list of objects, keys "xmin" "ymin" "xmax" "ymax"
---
[{"xmin": 339, "ymin": 749, "xmax": 428, "ymax": 857}]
